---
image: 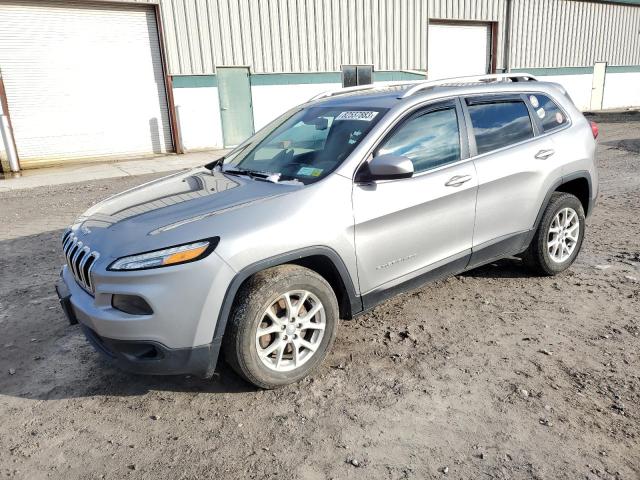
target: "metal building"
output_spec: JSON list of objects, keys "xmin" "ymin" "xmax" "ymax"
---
[{"xmin": 1, "ymin": 0, "xmax": 639, "ymax": 170}]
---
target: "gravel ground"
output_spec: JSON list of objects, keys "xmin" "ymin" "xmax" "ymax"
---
[{"xmin": 0, "ymin": 116, "xmax": 639, "ymax": 479}]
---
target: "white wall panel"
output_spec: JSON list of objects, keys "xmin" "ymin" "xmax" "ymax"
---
[
  {"xmin": 173, "ymin": 86, "xmax": 223, "ymax": 149},
  {"xmin": 544, "ymin": 74, "xmax": 594, "ymax": 111},
  {"xmin": 602, "ymin": 72, "xmax": 640, "ymax": 109},
  {"xmin": 251, "ymin": 83, "xmax": 340, "ymax": 130}
]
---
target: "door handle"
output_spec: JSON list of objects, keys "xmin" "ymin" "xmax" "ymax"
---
[
  {"xmin": 445, "ymin": 175, "xmax": 472, "ymax": 187},
  {"xmin": 535, "ymin": 149, "xmax": 555, "ymax": 160}
]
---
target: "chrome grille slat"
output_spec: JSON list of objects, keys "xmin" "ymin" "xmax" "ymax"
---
[
  {"xmin": 69, "ymin": 242, "xmax": 82, "ymax": 278},
  {"xmin": 86, "ymin": 254, "xmax": 99, "ymax": 292},
  {"xmin": 77, "ymin": 247, "xmax": 91, "ymax": 286},
  {"xmin": 61, "ymin": 232, "xmax": 99, "ymax": 295},
  {"xmin": 62, "ymin": 234, "xmax": 74, "ymax": 253},
  {"xmin": 67, "ymin": 243, "xmax": 79, "ymax": 277},
  {"xmin": 70, "ymin": 241, "xmax": 84, "ymax": 279}
]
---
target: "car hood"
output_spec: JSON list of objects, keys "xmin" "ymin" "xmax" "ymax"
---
[{"xmin": 72, "ymin": 167, "xmax": 298, "ymax": 239}]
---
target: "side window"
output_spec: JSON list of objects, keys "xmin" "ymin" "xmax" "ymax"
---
[
  {"xmin": 528, "ymin": 94, "xmax": 568, "ymax": 132},
  {"xmin": 467, "ymin": 101, "xmax": 534, "ymax": 155},
  {"xmin": 378, "ymin": 107, "xmax": 461, "ymax": 173}
]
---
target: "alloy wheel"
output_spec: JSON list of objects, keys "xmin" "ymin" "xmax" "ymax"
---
[
  {"xmin": 547, "ymin": 207, "xmax": 580, "ymax": 263},
  {"xmin": 255, "ymin": 290, "xmax": 326, "ymax": 372}
]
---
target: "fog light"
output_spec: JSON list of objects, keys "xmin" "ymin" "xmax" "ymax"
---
[{"xmin": 112, "ymin": 294, "xmax": 153, "ymax": 315}]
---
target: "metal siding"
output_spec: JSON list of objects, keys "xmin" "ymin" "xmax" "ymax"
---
[
  {"xmin": 510, "ymin": 0, "xmax": 640, "ymax": 68},
  {"xmin": 123, "ymin": 0, "xmax": 640, "ymax": 75},
  {"xmin": 131, "ymin": 0, "xmax": 431, "ymax": 74}
]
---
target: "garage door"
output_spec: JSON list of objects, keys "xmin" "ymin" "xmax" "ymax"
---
[
  {"xmin": 428, "ymin": 23, "xmax": 491, "ymax": 80},
  {"xmin": 0, "ymin": 1, "xmax": 173, "ymax": 166}
]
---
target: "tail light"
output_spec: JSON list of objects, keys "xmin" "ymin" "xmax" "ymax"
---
[{"xmin": 590, "ymin": 121, "xmax": 599, "ymax": 139}]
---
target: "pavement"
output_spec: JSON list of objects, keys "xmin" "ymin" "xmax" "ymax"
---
[{"xmin": 0, "ymin": 150, "xmax": 227, "ymax": 192}]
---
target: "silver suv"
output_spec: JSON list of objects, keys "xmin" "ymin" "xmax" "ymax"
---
[{"xmin": 56, "ymin": 74, "xmax": 599, "ymax": 389}]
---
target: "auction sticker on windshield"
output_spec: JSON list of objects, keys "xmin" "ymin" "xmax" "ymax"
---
[
  {"xmin": 335, "ymin": 111, "xmax": 379, "ymax": 121},
  {"xmin": 297, "ymin": 167, "xmax": 323, "ymax": 177}
]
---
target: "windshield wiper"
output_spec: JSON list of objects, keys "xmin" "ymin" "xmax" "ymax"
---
[{"xmin": 223, "ymin": 167, "xmax": 273, "ymax": 181}]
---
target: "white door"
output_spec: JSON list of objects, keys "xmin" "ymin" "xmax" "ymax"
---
[
  {"xmin": 428, "ymin": 23, "xmax": 491, "ymax": 80},
  {"xmin": 0, "ymin": 1, "xmax": 173, "ymax": 166},
  {"xmin": 590, "ymin": 62, "xmax": 607, "ymax": 111}
]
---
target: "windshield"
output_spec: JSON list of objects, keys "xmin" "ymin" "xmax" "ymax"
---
[{"xmin": 222, "ymin": 106, "xmax": 388, "ymax": 184}]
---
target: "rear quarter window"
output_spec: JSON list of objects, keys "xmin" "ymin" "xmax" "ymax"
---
[
  {"xmin": 467, "ymin": 100, "xmax": 534, "ymax": 155},
  {"xmin": 528, "ymin": 94, "xmax": 568, "ymax": 132}
]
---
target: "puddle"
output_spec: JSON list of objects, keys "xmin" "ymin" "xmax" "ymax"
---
[{"xmin": 602, "ymin": 138, "xmax": 640, "ymax": 154}]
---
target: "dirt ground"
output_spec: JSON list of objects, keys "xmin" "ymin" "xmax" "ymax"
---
[{"xmin": 1, "ymin": 114, "xmax": 639, "ymax": 480}]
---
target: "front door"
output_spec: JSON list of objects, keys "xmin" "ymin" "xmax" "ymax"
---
[
  {"xmin": 353, "ymin": 100, "xmax": 477, "ymax": 304},
  {"xmin": 217, "ymin": 67, "xmax": 254, "ymax": 147}
]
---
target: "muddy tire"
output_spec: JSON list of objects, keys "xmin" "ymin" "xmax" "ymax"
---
[
  {"xmin": 223, "ymin": 264, "xmax": 339, "ymax": 389},
  {"xmin": 523, "ymin": 192, "xmax": 586, "ymax": 276}
]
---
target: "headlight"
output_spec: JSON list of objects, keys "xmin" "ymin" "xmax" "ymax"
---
[{"xmin": 108, "ymin": 238, "xmax": 218, "ymax": 271}]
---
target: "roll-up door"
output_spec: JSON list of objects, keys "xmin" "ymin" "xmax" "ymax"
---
[
  {"xmin": 0, "ymin": 1, "xmax": 173, "ymax": 166},
  {"xmin": 428, "ymin": 23, "xmax": 491, "ymax": 80}
]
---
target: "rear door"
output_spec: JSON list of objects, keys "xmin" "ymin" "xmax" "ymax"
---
[
  {"xmin": 353, "ymin": 100, "xmax": 477, "ymax": 302},
  {"xmin": 465, "ymin": 94, "xmax": 561, "ymax": 267}
]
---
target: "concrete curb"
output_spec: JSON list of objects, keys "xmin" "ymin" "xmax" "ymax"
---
[{"xmin": 0, "ymin": 150, "xmax": 227, "ymax": 192}]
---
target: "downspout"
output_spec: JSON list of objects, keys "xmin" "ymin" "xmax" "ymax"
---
[
  {"xmin": 503, "ymin": 0, "xmax": 513, "ymax": 73},
  {"xmin": 0, "ymin": 72, "xmax": 20, "ymax": 173}
]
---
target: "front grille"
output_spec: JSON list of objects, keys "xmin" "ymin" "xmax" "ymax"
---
[{"xmin": 62, "ymin": 231, "xmax": 100, "ymax": 294}]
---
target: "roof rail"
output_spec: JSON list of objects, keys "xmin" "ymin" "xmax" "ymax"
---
[
  {"xmin": 399, "ymin": 73, "xmax": 538, "ymax": 99},
  {"xmin": 309, "ymin": 81, "xmax": 417, "ymax": 101}
]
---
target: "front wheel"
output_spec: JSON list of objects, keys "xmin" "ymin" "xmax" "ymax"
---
[
  {"xmin": 523, "ymin": 192, "xmax": 586, "ymax": 276},
  {"xmin": 223, "ymin": 265, "xmax": 339, "ymax": 389}
]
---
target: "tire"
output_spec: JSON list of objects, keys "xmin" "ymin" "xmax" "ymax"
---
[
  {"xmin": 222, "ymin": 264, "xmax": 339, "ymax": 389},
  {"xmin": 523, "ymin": 192, "xmax": 586, "ymax": 276}
]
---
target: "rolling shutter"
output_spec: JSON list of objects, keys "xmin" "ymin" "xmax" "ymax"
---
[
  {"xmin": 0, "ymin": 1, "xmax": 173, "ymax": 166},
  {"xmin": 428, "ymin": 23, "xmax": 491, "ymax": 80}
]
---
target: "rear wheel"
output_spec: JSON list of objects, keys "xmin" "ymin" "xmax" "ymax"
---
[
  {"xmin": 223, "ymin": 265, "xmax": 338, "ymax": 389},
  {"xmin": 523, "ymin": 192, "xmax": 586, "ymax": 275}
]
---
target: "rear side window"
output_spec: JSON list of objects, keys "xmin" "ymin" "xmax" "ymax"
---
[
  {"xmin": 378, "ymin": 107, "xmax": 461, "ymax": 173},
  {"xmin": 528, "ymin": 94, "xmax": 568, "ymax": 132},
  {"xmin": 467, "ymin": 101, "xmax": 534, "ymax": 155}
]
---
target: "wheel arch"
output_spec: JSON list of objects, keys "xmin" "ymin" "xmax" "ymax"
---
[
  {"xmin": 212, "ymin": 247, "xmax": 361, "ymax": 344},
  {"xmin": 554, "ymin": 174, "xmax": 591, "ymax": 217},
  {"xmin": 522, "ymin": 170, "xmax": 592, "ymax": 251}
]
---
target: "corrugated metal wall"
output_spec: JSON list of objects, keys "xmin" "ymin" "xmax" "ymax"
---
[
  {"xmin": 153, "ymin": 0, "xmax": 431, "ymax": 75},
  {"xmin": 128, "ymin": 0, "xmax": 640, "ymax": 75},
  {"xmin": 509, "ymin": 0, "xmax": 640, "ymax": 68}
]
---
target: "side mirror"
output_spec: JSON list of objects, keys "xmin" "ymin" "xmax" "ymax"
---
[{"xmin": 356, "ymin": 154, "xmax": 414, "ymax": 182}]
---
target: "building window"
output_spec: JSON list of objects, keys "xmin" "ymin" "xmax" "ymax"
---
[{"xmin": 342, "ymin": 65, "xmax": 373, "ymax": 88}]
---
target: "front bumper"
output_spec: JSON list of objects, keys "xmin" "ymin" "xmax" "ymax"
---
[
  {"xmin": 55, "ymin": 250, "xmax": 236, "ymax": 378},
  {"xmin": 80, "ymin": 323, "xmax": 221, "ymax": 377}
]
